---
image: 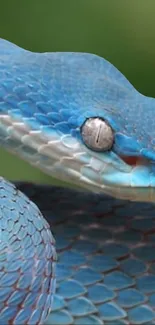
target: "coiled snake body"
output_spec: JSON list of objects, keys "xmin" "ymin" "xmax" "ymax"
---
[{"xmin": 0, "ymin": 38, "xmax": 155, "ymax": 324}]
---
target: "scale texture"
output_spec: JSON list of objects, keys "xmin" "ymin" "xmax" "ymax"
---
[
  {"xmin": 14, "ymin": 182, "xmax": 155, "ymax": 325},
  {"xmin": 0, "ymin": 178, "xmax": 56, "ymax": 325},
  {"xmin": 1, "ymin": 38, "xmax": 155, "ymax": 324},
  {"xmin": 1, "ymin": 38, "xmax": 155, "ymax": 201}
]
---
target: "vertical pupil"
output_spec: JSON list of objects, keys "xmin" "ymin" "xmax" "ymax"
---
[
  {"xmin": 81, "ymin": 117, "xmax": 114, "ymax": 152},
  {"xmin": 96, "ymin": 123, "xmax": 102, "ymax": 144}
]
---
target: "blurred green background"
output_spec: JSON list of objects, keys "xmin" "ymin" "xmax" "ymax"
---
[{"xmin": 0, "ymin": 0, "xmax": 155, "ymax": 185}]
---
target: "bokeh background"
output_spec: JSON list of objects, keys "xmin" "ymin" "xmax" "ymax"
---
[{"xmin": 0, "ymin": 0, "xmax": 155, "ymax": 185}]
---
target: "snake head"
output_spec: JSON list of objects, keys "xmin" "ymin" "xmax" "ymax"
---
[{"xmin": 0, "ymin": 39, "xmax": 155, "ymax": 202}]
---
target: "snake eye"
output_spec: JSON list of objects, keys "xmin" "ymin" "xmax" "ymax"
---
[{"xmin": 81, "ymin": 117, "xmax": 114, "ymax": 152}]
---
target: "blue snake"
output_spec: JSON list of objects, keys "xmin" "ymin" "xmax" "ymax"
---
[{"xmin": 1, "ymin": 38, "xmax": 155, "ymax": 324}]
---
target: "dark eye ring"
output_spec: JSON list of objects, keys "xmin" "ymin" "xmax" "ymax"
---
[{"xmin": 81, "ymin": 117, "xmax": 114, "ymax": 152}]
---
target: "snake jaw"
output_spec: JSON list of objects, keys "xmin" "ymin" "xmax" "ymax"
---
[
  {"xmin": 0, "ymin": 112, "xmax": 153, "ymax": 202},
  {"xmin": 1, "ymin": 112, "xmax": 155, "ymax": 202}
]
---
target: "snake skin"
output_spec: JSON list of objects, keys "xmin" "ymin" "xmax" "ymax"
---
[
  {"xmin": 0, "ymin": 178, "xmax": 56, "ymax": 325},
  {"xmin": 14, "ymin": 182, "xmax": 155, "ymax": 325},
  {"xmin": 1, "ymin": 38, "xmax": 155, "ymax": 324}
]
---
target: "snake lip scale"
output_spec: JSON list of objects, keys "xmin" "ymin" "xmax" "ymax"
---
[{"xmin": 1, "ymin": 38, "xmax": 155, "ymax": 324}]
